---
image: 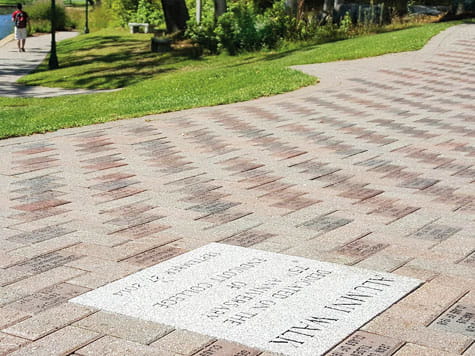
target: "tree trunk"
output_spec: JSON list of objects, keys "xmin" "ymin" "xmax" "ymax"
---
[
  {"xmin": 214, "ymin": 0, "xmax": 227, "ymax": 18},
  {"xmin": 161, "ymin": 0, "xmax": 190, "ymax": 33}
]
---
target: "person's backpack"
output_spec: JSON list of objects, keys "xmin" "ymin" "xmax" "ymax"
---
[{"xmin": 14, "ymin": 11, "xmax": 27, "ymax": 28}]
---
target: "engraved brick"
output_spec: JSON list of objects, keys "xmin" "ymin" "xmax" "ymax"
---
[
  {"xmin": 299, "ymin": 215, "xmax": 353, "ymax": 232},
  {"xmin": 3, "ymin": 303, "xmax": 97, "ymax": 340},
  {"xmin": 5, "ymin": 326, "xmax": 100, "ymax": 356},
  {"xmin": 0, "ymin": 332, "xmax": 29, "ymax": 355},
  {"xmin": 7, "ymin": 283, "xmax": 90, "ymax": 313},
  {"xmin": 337, "ymin": 240, "xmax": 388, "ymax": 259},
  {"xmin": 76, "ymin": 335, "xmax": 175, "ymax": 356},
  {"xmin": 399, "ymin": 178, "xmax": 439, "ymax": 190},
  {"xmin": 411, "ymin": 223, "xmax": 461, "ymax": 241},
  {"xmin": 460, "ymin": 251, "xmax": 475, "ymax": 266},
  {"xmin": 326, "ymin": 331, "xmax": 403, "ymax": 356},
  {"xmin": 188, "ymin": 201, "xmax": 239, "ymax": 215},
  {"xmin": 124, "ymin": 246, "xmax": 186, "ymax": 267},
  {"xmin": 7, "ymin": 266, "xmax": 84, "ymax": 296},
  {"xmin": 151, "ymin": 329, "xmax": 214, "ymax": 355},
  {"xmin": 429, "ymin": 303, "xmax": 475, "ymax": 337},
  {"xmin": 11, "ymin": 251, "xmax": 81, "ymax": 274},
  {"xmin": 393, "ymin": 343, "xmax": 460, "ymax": 356},
  {"xmin": 199, "ymin": 211, "xmax": 251, "ymax": 225},
  {"xmin": 221, "ymin": 230, "xmax": 276, "ymax": 247},
  {"xmin": 93, "ymin": 187, "xmax": 146, "ymax": 201},
  {"xmin": 12, "ymin": 199, "xmax": 70, "ymax": 212},
  {"xmin": 339, "ymin": 188, "xmax": 384, "ymax": 201},
  {"xmin": 111, "ymin": 222, "xmax": 172, "ymax": 239},
  {"xmin": 7, "ymin": 225, "xmax": 76, "ymax": 244},
  {"xmin": 73, "ymin": 311, "xmax": 173, "ymax": 344},
  {"xmin": 0, "ymin": 307, "xmax": 31, "ymax": 329},
  {"xmin": 193, "ymin": 340, "xmax": 261, "ymax": 356}
]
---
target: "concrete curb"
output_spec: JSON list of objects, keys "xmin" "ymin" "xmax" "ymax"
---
[{"xmin": 0, "ymin": 33, "xmax": 14, "ymax": 48}]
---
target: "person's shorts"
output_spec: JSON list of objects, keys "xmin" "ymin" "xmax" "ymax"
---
[{"xmin": 14, "ymin": 27, "xmax": 27, "ymax": 40}]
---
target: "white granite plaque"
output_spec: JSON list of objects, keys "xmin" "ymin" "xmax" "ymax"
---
[{"xmin": 70, "ymin": 243, "xmax": 421, "ymax": 356}]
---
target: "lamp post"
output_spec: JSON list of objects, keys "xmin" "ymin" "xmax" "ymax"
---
[
  {"xmin": 84, "ymin": 0, "xmax": 89, "ymax": 33},
  {"xmin": 48, "ymin": 0, "xmax": 58, "ymax": 69}
]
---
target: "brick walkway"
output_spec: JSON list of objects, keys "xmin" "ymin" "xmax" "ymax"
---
[{"xmin": 0, "ymin": 24, "xmax": 474, "ymax": 355}]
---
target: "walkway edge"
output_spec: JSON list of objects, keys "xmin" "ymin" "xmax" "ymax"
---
[{"xmin": 0, "ymin": 33, "xmax": 13, "ymax": 48}]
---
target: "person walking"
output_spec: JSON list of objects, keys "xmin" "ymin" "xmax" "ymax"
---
[{"xmin": 12, "ymin": 3, "xmax": 28, "ymax": 52}]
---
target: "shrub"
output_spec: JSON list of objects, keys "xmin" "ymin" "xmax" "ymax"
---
[
  {"xmin": 215, "ymin": 3, "xmax": 260, "ymax": 54},
  {"xmin": 185, "ymin": 0, "xmax": 357, "ymax": 55},
  {"xmin": 25, "ymin": 0, "xmax": 69, "ymax": 32},
  {"xmin": 88, "ymin": 5, "xmax": 121, "ymax": 31},
  {"xmin": 187, "ymin": 1, "xmax": 285, "ymax": 55},
  {"xmin": 186, "ymin": 17, "xmax": 219, "ymax": 53},
  {"xmin": 102, "ymin": 0, "xmax": 136, "ymax": 25},
  {"xmin": 129, "ymin": 0, "xmax": 164, "ymax": 26},
  {"xmin": 64, "ymin": 7, "xmax": 82, "ymax": 30}
]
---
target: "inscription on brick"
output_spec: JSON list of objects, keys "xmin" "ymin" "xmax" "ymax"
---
[
  {"xmin": 221, "ymin": 230, "xmax": 276, "ymax": 247},
  {"xmin": 124, "ymin": 246, "xmax": 185, "ymax": 267},
  {"xmin": 299, "ymin": 215, "xmax": 353, "ymax": 232},
  {"xmin": 112, "ymin": 222, "xmax": 171, "ymax": 239},
  {"xmin": 10, "ymin": 283, "xmax": 89, "ymax": 313},
  {"xmin": 11, "ymin": 252, "xmax": 80, "ymax": 274},
  {"xmin": 7, "ymin": 225, "xmax": 76, "ymax": 244},
  {"xmin": 430, "ymin": 304, "xmax": 475, "ymax": 337},
  {"xmin": 460, "ymin": 251, "xmax": 475, "ymax": 266},
  {"xmin": 326, "ymin": 331, "xmax": 402, "ymax": 356},
  {"xmin": 200, "ymin": 211, "xmax": 251, "ymax": 225},
  {"xmin": 337, "ymin": 240, "xmax": 388, "ymax": 259},
  {"xmin": 195, "ymin": 340, "xmax": 261, "ymax": 356},
  {"xmin": 399, "ymin": 178, "xmax": 439, "ymax": 190},
  {"xmin": 189, "ymin": 201, "xmax": 239, "ymax": 215},
  {"xmin": 71, "ymin": 244, "xmax": 420, "ymax": 356},
  {"xmin": 411, "ymin": 223, "xmax": 461, "ymax": 241}
]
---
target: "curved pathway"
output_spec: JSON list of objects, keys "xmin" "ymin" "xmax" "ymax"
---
[
  {"xmin": 0, "ymin": 24, "xmax": 474, "ymax": 356},
  {"xmin": 0, "ymin": 32, "xmax": 116, "ymax": 97}
]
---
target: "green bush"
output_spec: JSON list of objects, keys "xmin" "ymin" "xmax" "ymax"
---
[
  {"xmin": 88, "ymin": 5, "xmax": 120, "ymax": 31},
  {"xmin": 25, "ymin": 0, "xmax": 69, "ymax": 32},
  {"xmin": 185, "ymin": 0, "xmax": 356, "ymax": 55},
  {"xmin": 102, "ymin": 0, "xmax": 136, "ymax": 25},
  {"xmin": 215, "ymin": 3, "xmax": 260, "ymax": 54},
  {"xmin": 187, "ymin": 1, "xmax": 284, "ymax": 55},
  {"xmin": 130, "ymin": 0, "xmax": 164, "ymax": 26},
  {"xmin": 186, "ymin": 17, "xmax": 219, "ymax": 53}
]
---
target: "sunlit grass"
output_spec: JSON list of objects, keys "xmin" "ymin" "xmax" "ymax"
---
[{"xmin": 0, "ymin": 20, "xmax": 462, "ymax": 139}]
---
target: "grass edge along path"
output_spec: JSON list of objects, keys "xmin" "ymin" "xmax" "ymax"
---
[{"xmin": 0, "ymin": 21, "xmax": 460, "ymax": 139}]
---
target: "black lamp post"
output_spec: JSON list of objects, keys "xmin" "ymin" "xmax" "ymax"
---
[
  {"xmin": 48, "ymin": 0, "xmax": 58, "ymax": 69},
  {"xmin": 84, "ymin": 0, "xmax": 89, "ymax": 33}
]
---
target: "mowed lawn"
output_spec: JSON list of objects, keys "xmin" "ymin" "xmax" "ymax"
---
[{"xmin": 0, "ymin": 21, "xmax": 461, "ymax": 139}]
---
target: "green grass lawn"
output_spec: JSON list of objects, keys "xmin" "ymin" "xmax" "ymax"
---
[{"xmin": 0, "ymin": 20, "xmax": 462, "ymax": 139}]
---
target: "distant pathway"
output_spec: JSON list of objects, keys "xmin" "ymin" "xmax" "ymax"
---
[
  {"xmin": 0, "ymin": 24, "xmax": 474, "ymax": 356},
  {"xmin": 0, "ymin": 31, "xmax": 115, "ymax": 97}
]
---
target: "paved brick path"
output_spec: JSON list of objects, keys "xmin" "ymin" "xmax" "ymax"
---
[{"xmin": 0, "ymin": 24, "xmax": 474, "ymax": 355}]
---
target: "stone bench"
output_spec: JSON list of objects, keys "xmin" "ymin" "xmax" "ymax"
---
[{"xmin": 128, "ymin": 23, "xmax": 150, "ymax": 33}]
